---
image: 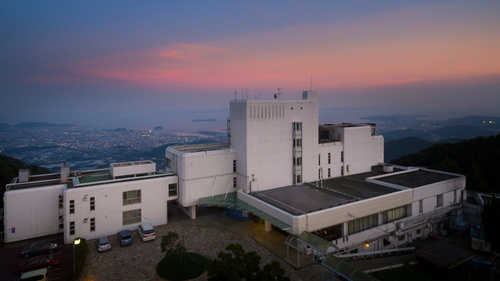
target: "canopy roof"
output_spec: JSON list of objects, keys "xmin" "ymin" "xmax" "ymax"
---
[{"xmin": 198, "ymin": 193, "xmax": 291, "ymax": 230}]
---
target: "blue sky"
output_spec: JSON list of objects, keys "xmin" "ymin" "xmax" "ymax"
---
[{"xmin": 1, "ymin": 1, "xmax": 499, "ymax": 130}]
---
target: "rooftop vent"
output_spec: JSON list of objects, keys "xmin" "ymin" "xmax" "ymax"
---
[
  {"xmin": 383, "ymin": 164, "xmax": 394, "ymax": 173},
  {"xmin": 19, "ymin": 169, "xmax": 30, "ymax": 183}
]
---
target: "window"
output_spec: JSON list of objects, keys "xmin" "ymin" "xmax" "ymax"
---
[
  {"xmin": 341, "ymin": 151, "xmax": 344, "ymax": 162},
  {"xmin": 437, "ymin": 194, "xmax": 443, "ymax": 207},
  {"xmin": 90, "ymin": 197, "xmax": 95, "ymax": 211},
  {"xmin": 297, "ymin": 175, "xmax": 302, "ymax": 183},
  {"xmin": 293, "ymin": 122, "xmax": 302, "ymax": 131},
  {"xmin": 233, "ymin": 177, "xmax": 237, "ymax": 188},
  {"xmin": 341, "ymin": 166, "xmax": 344, "ymax": 176},
  {"xmin": 318, "ymin": 154, "xmax": 321, "ymax": 165},
  {"xmin": 328, "ymin": 168, "xmax": 331, "ymax": 178},
  {"xmin": 318, "ymin": 170, "xmax": 321, "ymax": 179},
  {"xmin": 398, "ymin": 234, "xmax": 406, "ymax": 242},
  {"xmin": 90, "ymin": 218, "xmax": 95, "ymax": 232},
  {"xmin": 296, "ymin": 139, "xmax": 302, "ymax": 147},
  {"xmin": 328, "ymin": 153, "xmax": 331, "ymax": 164},
  {"xmin": 123, "ymin": 190, "xmax": 141, "ymax": 205},
  {"xmin": 383, "ymin": 206, "xmax": 408, "ymax": 224},
  {"xmin": 233, "ymin": 160, "xmax": 236, "ymax": 172},
  {"xmin": 123, "ymin": 209, "xmax": 141, "ymax": 225},
  {"xmin": 59, "ymin": 195, "xmax": 64, "ymax": 209},
  {"xmin": 348, "ymin": 214, "xmax": 378, "ymax": 235},
  {"xmin": 69, "ymin": 200, "xmax": 75, "ymax": 214},
  {"xmin": 419, "ymin": 200, "xmax": 423, "ymax": 213},
  {"xmin": 416, "ymin": 229, "xmax": 421, "ymax": 235},
  {"xmin": 59, "ymin": 216, "xmax": 64, "ymax": 230},
  {"xmin": 70, "ymin": 221, "xmax": 75, "ymax": 236},
  {"xmin": 169, "ymin": 183, "xmax": 178, "ymax": 196},
  {"xmin": 296, "ymin": 157, "xmax": 302, "ymax": 165}
]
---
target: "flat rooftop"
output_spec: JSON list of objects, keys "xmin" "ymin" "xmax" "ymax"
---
[
  {"xmin": 250, "ymin": 166, "xmax": 408, "ymax": 215},
  {"xmin": 252, "ymin": 185, "xmax": 357, "ymax": 215},
  {"xmin": 169, "ymin": 142, "xmax": 231, "ymax": 153},
  {"xmin": 375, "ymin": 169, "xmax": 459, "ymax": 188}
]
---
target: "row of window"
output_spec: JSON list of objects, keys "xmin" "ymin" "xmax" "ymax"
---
[
  {"xmin": 69, "ymin": 197, "xmax": 95, "ymax": 214},
  {"xmin": 249, "ymin": 105, "xmax": 285, "ymax": 119},
  {"xmin": 318, "ymin": 151, "xmax": 343, "ymax": 166},
  {"xmin": 68, "ymin": 185, "xmax": 179, "ymax": 215},
  {"xmin": 69, "ymin": 218, "xmax": 96, "ymax": 236},
  {"xmin": 348, "ymin": 206, "xmax": 409, "ymax": 235}
]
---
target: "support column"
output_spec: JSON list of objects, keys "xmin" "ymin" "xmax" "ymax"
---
[
  {"xmin": 179, "ymin": 205, "xmax": 197, "ymax": 219},
  {"xmin": 265, "ymin": 220, "xmax": 272, "ymax": 232}
]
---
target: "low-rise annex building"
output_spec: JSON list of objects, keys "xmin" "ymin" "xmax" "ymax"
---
[
  {"xmin": 4, "ymin": 161, "xmax": 178, "ymax": 244},
  {"xmin": 3, "ymin": 90, "xmax": 466, "ymax": 255}
]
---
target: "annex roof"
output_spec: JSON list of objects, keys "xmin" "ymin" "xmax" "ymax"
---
[{"xmin": 198, "ymin": 193, "xmax": 291, "ymax": 230}]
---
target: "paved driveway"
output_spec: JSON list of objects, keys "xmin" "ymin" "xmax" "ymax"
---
[{"xmin": 80, "ymin": 217, "xmax": 323, "ymax": 281}]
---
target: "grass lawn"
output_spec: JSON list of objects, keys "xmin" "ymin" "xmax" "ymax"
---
[{"xmin": 156, "ymin": 252, "xmax": 208, "ymax": 281}]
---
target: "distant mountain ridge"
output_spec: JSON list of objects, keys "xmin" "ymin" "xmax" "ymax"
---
[
  {"xmin": 391, "ymin": 134, "xmax": 500, "ymax": 193},
  {"xmin": 384, "ymin": 137, "xmax": 464, "ymax": 162},
  {"xmin": 12, "ymin": 122, "xmax": 76, "ymax": 128},
  {"xmin": 431, "ymin": 125, "xmax": 496, "ymax": 139}
]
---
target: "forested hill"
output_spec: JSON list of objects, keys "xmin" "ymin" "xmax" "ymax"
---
[
  {"xmin": 0, "ymin": 155, "xmax": 51, "ymax": 208},
  {"xmin": 391, "ymin": 134, "xmax": 500, "ymax": 193}
]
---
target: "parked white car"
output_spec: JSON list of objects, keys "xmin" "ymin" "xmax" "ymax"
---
[{"xmin": 137, "ymin": 223, "xmax": 155, "ymax": 242}]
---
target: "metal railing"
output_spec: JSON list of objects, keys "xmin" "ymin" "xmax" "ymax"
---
[{"xmin": 337, "ymin": 247, "xmax": 415, "ymax": 260}]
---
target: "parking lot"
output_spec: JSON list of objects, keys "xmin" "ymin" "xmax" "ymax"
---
[
  {"xmin": 0, "ymin": 236, "xmax": 73, "ymax": 281},
  {"xmin": 80, "ymin": 212, "xmax": 324, "ymax": 281}
]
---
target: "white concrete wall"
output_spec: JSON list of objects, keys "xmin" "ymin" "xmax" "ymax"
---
[
  {"xmin": 295, "ymin": 189, "xmax": 413, "ymax": 235},
  {"xmin": 317, "ymin": 142, "xmax": 344, "ymax": 179},
  {"xmin": 63, "ymin": 175, "xmax": 177, "ymax": 244},
  {"xmin": 4, "ymin": 185, "xmax": 65, "ymax": 243},
  {"xmin": 230, "ymin": 92, "xmax": 319, "ymax": 191},
  {"xmin": 173, "ymin": 149, "xmax": 236, "ymax": 206},
  {"xmin": 341, "ymin": 126, "xmax": 381, "ymax": 176}
]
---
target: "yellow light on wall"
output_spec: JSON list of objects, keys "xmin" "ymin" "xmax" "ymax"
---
[{"xmin": 365, "ymin": 243, "xmax": 369, "ymax": 248}]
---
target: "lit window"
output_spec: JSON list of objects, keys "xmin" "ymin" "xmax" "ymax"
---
[
  {"xmin": 383, "ymin": 206, "xmax": 408, "ymax": 224},
  {"xmin": 348, "ymin": 214, "xmax": 378, "ymax": 235}
]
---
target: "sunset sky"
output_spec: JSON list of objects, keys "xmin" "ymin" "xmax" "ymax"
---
[{"xmin": 1, "ymin": 1, "xmax": 499, "ymax": 130}]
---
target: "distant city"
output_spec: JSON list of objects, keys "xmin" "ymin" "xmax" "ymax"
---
[
  {"xmin": 0, "ymin": 122, "xmax": 227, "ymax": 172},
  {"xmin": 1, "ymin": 114, "xmax": 499, "ymax": 173}
]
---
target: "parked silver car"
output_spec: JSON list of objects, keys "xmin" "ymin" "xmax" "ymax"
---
[{"xmin": 95, "ymin": 237, "xmax": 112, "ymax": 252}]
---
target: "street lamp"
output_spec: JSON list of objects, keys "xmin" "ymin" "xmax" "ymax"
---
[{"xmin": 73, "ymin": 238, "xmax": 81, "ymax": 281}]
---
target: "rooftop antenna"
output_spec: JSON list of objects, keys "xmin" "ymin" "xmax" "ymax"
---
[
  {"xmin": 310, "ymin": 75, "xmax": 313, "ymax": 91},
  {"xmin": 234, "ymin": 86, "xmax": 237, "ymax": 100},
  {"xmin": 276, "ymin": 88, "xmax": 282, "ymax": 100}
]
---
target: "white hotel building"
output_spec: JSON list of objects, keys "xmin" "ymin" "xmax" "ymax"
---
[{"xmin": 3, "ymin": 91, "xmax": 466, "ymax": 255}]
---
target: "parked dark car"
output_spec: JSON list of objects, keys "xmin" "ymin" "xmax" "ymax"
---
[
  {"xmin": 117, "ymin": 230, "xmax": 133, "ymax": 246},
  {"xmin": 15, "ymin": 254, "xmax": 59, "ymax": 274},
  {"xmin": 96, "ymin": 237, "xmax": 112, "ymax": 252},
  {"xmin": 19, "ymin": 240, "xmax": 58, "ymax": 258}
]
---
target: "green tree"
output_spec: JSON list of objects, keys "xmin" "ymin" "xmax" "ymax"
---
[
  {"xmin": 207, "ymin": 243, "xmax": 290, "ymax": 281},
  {"xmin": 481, "ymin": 196, "xmax": 500, "ymax": 253},
  {"xmin": 161, "ymin": 231, "xmax": 187, "ymax": 259}
]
